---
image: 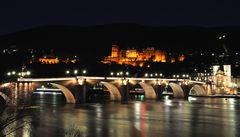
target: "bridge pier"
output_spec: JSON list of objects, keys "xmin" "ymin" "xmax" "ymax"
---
[
  {"xmin": 77, "ymin": 79, "xmax": 87, "ymax": 104},
  {"xmin": 120, "ymin": 79, "xmax": 129, "ymax": 103},
  {"xmin": 154, "ymin": 84, "xmax": 165, "ymax": 99},
  {"xmin": 181, "ymin": 84, "xmax": 191, "ymax": 99}
]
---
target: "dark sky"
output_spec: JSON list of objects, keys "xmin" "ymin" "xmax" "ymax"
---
[{"xmin": 0, "ymin": 0, "xmax": 240, "ymax": 35}]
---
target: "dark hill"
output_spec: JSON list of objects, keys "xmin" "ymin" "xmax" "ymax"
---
[{"xmin": 0, "ymin": 24, "xmax": 240, "ymax": 60}]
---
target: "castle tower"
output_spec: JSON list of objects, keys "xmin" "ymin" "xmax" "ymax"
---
[
  {"xmin": 213, "ymin": 65, "xmax": 220, "ymax": 76},
  {"xmin": 224, "ymin": 64, "xmax": 231, "ymax": 84},
  {"xmin": 223, "ymin": 65, "xmax": 231, "ymax": 77},
  {"xmin": 111, "ymin": 44, "xmax": 119, "ymax": 58}
]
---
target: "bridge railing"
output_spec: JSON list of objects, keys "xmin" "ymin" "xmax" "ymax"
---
[{"xmin": 17, "ymin": 76, "xmax": 206, "ymax": 84}]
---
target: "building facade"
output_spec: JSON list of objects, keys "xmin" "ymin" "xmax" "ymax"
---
[{"xmin": 102, "ymin": 44, "xmax": 185, "ymax": 67}]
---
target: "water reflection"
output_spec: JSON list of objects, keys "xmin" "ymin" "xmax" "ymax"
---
[{"xmin": 2, "ymin": 86, "xmax": 240, "ymax": 137}]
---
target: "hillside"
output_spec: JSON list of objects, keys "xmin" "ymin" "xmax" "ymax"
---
[{"xmin": 0, "ymin": 24, "xmax": 240, "ymax": 60}]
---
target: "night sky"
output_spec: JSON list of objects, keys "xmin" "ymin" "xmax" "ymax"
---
[{"xmin": 0, "ymin": 0, "xmax": 240, "ymax": 35}]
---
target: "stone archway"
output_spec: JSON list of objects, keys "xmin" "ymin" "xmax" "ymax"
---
[
  {"xmin": 189, "ymin": 85, "xmax": 207, "ymax": 96},
  {"xmin": 49, "ymin": 83, "xmax": 76, "ymax": 103},
  {"xmin": 168, "ymin": 83, "xmax": 184, "ymax": 98},
  {"xmin": 100, "ymin": 82, "xmax": 121, "ymax": 100},
  {"xmin": 138, "ymin": 82, "xmax": 157, "ymax": 99}
]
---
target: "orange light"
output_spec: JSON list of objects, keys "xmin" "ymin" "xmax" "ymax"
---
[
  {"xmin": 178, "ymin": 54, "xmax": 185, "ymax": 62},
  {"xmin": 103, "ymin": 46, "xmax": 184, "ymax": 66}
]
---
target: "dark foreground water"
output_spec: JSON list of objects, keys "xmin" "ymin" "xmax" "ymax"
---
[{"xmin": 2, "ymin": 93, "xmax": 240, "ymax": 137}]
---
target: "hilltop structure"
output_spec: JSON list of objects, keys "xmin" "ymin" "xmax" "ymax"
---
[{"xmin": 102, "ymin": 44, "xmax": 185, "ymax": 67}]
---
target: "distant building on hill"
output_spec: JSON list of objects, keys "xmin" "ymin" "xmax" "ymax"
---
[{"xmin": 102, "ymin": 44, "xmax": 185, "ymax": 67}]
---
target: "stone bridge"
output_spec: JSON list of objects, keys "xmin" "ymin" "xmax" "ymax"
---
[{"xmin": 0, "ymin": 76, "xmax": 208, "ymax": 104}]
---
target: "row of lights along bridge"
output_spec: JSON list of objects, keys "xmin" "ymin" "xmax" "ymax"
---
[
  {"xmin": 6, "ymin": 71, "xmax": 31, "ymax": 77},
  {"xmin": 110, "ymin": 72, "xmax": 190, "ymax": 79},
  {"xmin": 65, "ymin": 69, "xmax": 87, "ymax": 75},
  {"xmin": 6, "ymin": 69, "xmax": 192, "ymax": 80},
  {"xmin": 64, "ymin": 69, "xmax": 192, "ymax": 79}
]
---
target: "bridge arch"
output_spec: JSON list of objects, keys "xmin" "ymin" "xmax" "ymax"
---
[
  {"xmin": 100, "ymin": 81, "xmax": 121, "ymax": 100},
  {"xmin": 138, "ymin": 82, "xmax": 157, "ymax": 99},
  {"xmin": 168, "ymin": 83, "xmax": 184, "ymax": 98},
  {"xmin": 0, "ymin": 92, "xmax": 10, "ymax": 104},
  {"xmin": 189, "ymin": 85, "xmax": 207, "ymax": 96},
  {"xmin": 48, "ymin": 83, "xmax": 76, "ymax": 103}
]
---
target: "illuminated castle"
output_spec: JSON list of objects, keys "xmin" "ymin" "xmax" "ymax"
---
[{"xmin": 102, "ymin": 44, "xmax": 185, "ymax": 67}]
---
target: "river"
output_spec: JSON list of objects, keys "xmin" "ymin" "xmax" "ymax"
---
[{"xmin": 1, "ymin": 92, "xmax": 240, "ymax": 137}]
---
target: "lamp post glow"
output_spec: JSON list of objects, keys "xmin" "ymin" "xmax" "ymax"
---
[
  {"xmin": 74, "ymin": 70, "xmax": 78, "ymax": 74},
  {"xmin": 7, "ymin": 72, "xmax": 11, "ymax": 76},
  {"xmin": 82, "ymin": 70, "xmax": 87, "ymax": 74},
  {"xmin": 12, "ymin": 71, "xmax": 16, "ymax": 75},
  {"xmin": 110, "ymin": 72, "xmax": 114, "ymax": 76},
  {"xmin": 26, "ymin": 71, "xmax": 31, "ymax": 76},
  {"xmin": 66, "ymin": 70, "xmax": 70, "ymax": 74}
]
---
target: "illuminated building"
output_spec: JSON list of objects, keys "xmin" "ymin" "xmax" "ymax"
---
[
  {"xmin": 38, "ymin": 58, "xmax": 60, "ymax": 64},
  {"xmin": 35, "ymin": 54, "xmax": 79, "ymax": 64},
  {"xmin": 102, "ymin": 44, "xmax": 185, "ymax": 67},
  {"xmin": 111, "ymin": 44, "xmax": 119, "ymax": 58},
  {"xmin": 178, "ymin": 54, "xmax": 185, "ymax": 62},
  {"xmin": 212, "ymin": 65, "xmax": 237, "ymax": 95}
]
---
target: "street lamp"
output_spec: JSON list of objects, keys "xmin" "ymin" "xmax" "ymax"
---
[
  {"xmin": 66, "ymin": 70, "xmax": 70, "ymax": 74},
  {"xmin": 26, "ymin": 71, "xmax": 31, "ymax": 76},
  {"xmin": 110, "ymin": 72, "xmax": 114, "ymax": 76},
  {"xmin": 74, "ymin": 70, "xmax": 78, "ymax": 74},
  {"xmin": 219, "ymin": 35, "xmax": 226, "ymax": 40},
  {"xmin": 82, "ymin": 70, "xmax": 87, "ymax": 74},
  {"xmin": 7, "ymin": 72, "xmax": 11, "ymax": 76},
  {"xmin": 12, "ymin": 71, "xmax": 16, "ymax": 75}
]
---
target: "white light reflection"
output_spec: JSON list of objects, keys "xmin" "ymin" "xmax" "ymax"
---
[
  {"xmin": 22, "ymin": 117, "xmax": 31, "ymax": 137},
  {"xmin": 164, "ymin": 100, "xmax": 172, "ymax": 106},
  {"xmin": 226, "ymin": 98, "xmax": 235, "ymax": 110},
  {"xmin": 188, "ymin": 96, "xmax": 197, "ymax": 103},
  {"xmin": 134, "ymin": 102, "xmax": 141, "ymax": 131},
  {"xmin": 228, "ymin": 98, "xmax": 235, "ymax": 104},
  {"xmin": 95, "ymin": 104, "xmax": 102, "ymax": 118},
  {"xmin": 33, "ymin": 91, "xmax": 62, "ymax": 95}
]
